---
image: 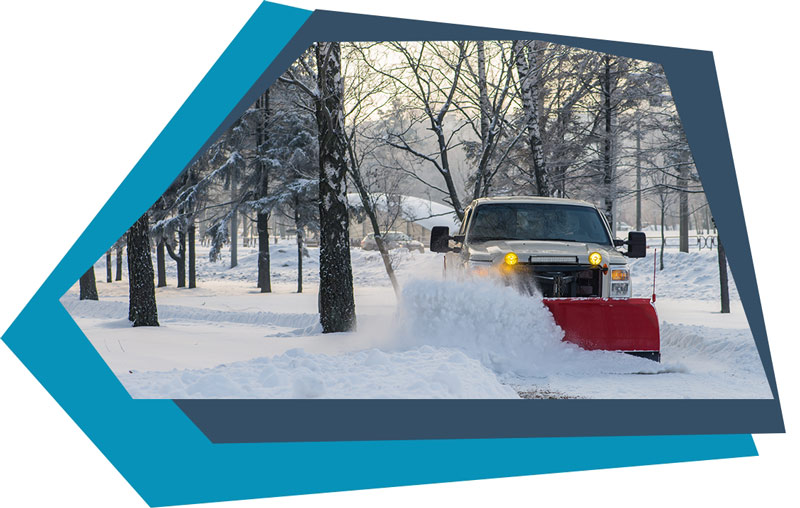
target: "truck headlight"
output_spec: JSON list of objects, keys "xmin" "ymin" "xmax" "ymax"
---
[
  {"xmin": 610, "ymin": 267, "xmax": 630, "ymax": 297},
  {"xmin": 611, "ymin": 282, "xmax": 630, "ymax": 297}
]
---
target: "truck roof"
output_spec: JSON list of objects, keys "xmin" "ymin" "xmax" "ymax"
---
[{"xmin": 469, "ymin": 196, "xmax": 597, "ymax": 208}]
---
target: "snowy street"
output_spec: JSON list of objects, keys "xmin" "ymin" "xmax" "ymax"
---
[{"xmin": 61, "ymin": 240, "xmax": 772, "ymax": 399}]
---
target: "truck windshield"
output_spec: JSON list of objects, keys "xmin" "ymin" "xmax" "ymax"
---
[{"xmin": 468, "ymin": 203, "xmax": 612, "ymax": 245}]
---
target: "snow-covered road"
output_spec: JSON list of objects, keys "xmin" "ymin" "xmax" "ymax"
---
[{"xmin": 62, "ymin": 242, "xmax": 772, "ymax": 399}]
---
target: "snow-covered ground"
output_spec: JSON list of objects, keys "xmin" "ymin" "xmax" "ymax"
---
[{"xmin": 62, "ymin": 240, "xmax": 772, "ymax": 399}]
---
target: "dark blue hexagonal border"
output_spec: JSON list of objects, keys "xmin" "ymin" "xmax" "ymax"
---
[{"xmin": 0, "ymin": 2, "xmax": 783, "ymax": 506}]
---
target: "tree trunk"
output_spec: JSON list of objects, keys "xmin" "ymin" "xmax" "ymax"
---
[
  {"xmin": 718, "ymin": 235, "xmax": 730, "ymax": 314},
  {"xmin": 156, "ymin": 240, "xmax": 167, "ymax": 287},
  {"xmin": 349, "ymin": 167, "xmax": 400, "ymax": 296},
  {"xmin": 256, "ymin": 89, "xmax": 271, "ymax": 292},
  {"xmin": 230, "ymin": 170, "xmax": 238, "ymax": 269},
  {"xmin": 188, "ymin": 222, "xmax": 196, "ymax": 289},
  {"xmin": 316, "ymin": 41, "xmax": 356, "ymax": 333},
  {"xmin": 430, "ymin": 116, "xmax": 463, "ymax": 220},
  {"xmin": 694, "ymin": 211, "xmax": 702, "ymax": 246},
  {"xmin": 79, "ymin": 266, "xmax": 98, "ymax": 300},
  {"xmin": 679, "ymin": 156, "xmax": 690, "ymax": 253},
  {"xmin": 472, "ymin": 40, "xmax": 491, "ymax": 201},
  {"xmin": 635, "ymin": 117, "xmax": 642, "ymax": 231},
  {"xmin": 295, "ymin": 199, "xmax": 303, "ymax": 294},
  {"xmin": 177, "ymin": 231, "xmax": 186, "ymax": 287},
  {"xmin": 105, "ymin": 250, "xmax": 112, "ymax": 283},
  {"xmin": 660, "ymin": 204, "xmax": 666, "ymax": 271},
  {"xmin": 257, "ymin": 212, "xmax": 271, "ymax": 293},
  {"xmin": 115, "ymin": 244, "xmax": 123, "ymax": 281},
  {"xmin": 601, "ymin": 55, "xmax": 615, "ymax": 225},
  {"xmin": 164, "ymin": 232, "xmax": 185, "ymax": 288},
  {"xmin": 513, "ymin": 40, "xmax": 548, "ymax": 197},
  {"xmin": 127, "ymin": 213, "xmax": 158, "ymax": 327}
]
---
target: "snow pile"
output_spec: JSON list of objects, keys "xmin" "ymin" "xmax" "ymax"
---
[
  {"xmin": 660, "ymin": 323, "xmax": 766, "ymax": 377},
  {"xmin": 394, "ymin": 278, "xmax": 668, "ymax": 378},
  {"xmin": 629, "ymin": 249, "xmax": 739, "ymax": 301},
  {"xmin": 122, "ymin": 346, "xmax": 518, "ymax": 399}
]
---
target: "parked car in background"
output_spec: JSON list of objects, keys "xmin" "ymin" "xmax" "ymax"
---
[{"xmin": 361, "ymin": 231, "xmax": 425, "ymax": 253}]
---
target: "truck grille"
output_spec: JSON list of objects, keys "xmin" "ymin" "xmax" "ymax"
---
[{"xmin": 511, "ymin": 264, "xmax": 602, "ymax": 297}]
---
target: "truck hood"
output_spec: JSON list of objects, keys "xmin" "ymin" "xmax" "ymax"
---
[{"xmin": 467, "ymin": 240, "xmax": 627, "ymax": 265}]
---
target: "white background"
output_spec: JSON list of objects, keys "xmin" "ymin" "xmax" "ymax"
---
[{"xmin": 0, "ymin": 1, "xmax": 796, "ymax": 506}]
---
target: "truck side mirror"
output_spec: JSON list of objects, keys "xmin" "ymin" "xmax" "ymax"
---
[
  {"xmin": 430, "ymin": 226, "xmax": 451, "ymax": 253},
  {"xmin": 625, "ymin": 231, "xmax": 647, "ymax": 258}
]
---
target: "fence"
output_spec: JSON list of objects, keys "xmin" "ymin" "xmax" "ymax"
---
[{"xmin": 643, "ymin": 234, "xmax": 718, "ymax": 251}]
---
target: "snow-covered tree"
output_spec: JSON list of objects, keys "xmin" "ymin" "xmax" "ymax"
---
[
  {"xmin": 253, "ymin": 90, "xmax": 272, "ymax": 292},
  {"xmin": 253, "ymin": 80, "xmax": 319, "ymax": 294},
  {"xmin": 513, "ymin": 40, "xmax": 549, "ymax": 197},
  {"xmin": 279, "ymin": 42, "xmax": 357, "ymax": 330},
  {"xmin": 314, "ymin": 42, "xmax": 357, "ymax": 332},
  {"xmin": 458, "ymin": 41, "xmax": 518, "ymax": 200}
]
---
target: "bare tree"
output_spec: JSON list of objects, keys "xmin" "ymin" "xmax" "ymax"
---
[
  {"xmin": 513, "ymin": 40, "xmax": 548, "ymax": 197},
  {"xmin": 646, "ymin": 163, "xmax": 676, "ymax": 271},
  {"xmin": 342, "ymin": 43, "xmax": 401, "ymax": 295},
  {"xmin": 480, "ymin": 42, "xmax": 605, "ymax": 200},
  {"xmin": 354, "ymin": 41, "xmax": 468, "ymax": 220},
  {"xmin": 458, "ymin": 41, "xmax": 517, "ymax": 199}
]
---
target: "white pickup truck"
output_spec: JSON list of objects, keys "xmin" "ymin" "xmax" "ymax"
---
[{"xmin": 430, "ymin": 196, "xmax": 660, "ymax": 361}]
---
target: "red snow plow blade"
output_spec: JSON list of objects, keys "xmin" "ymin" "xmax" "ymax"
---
[{"xmin": 543, "ymin": 298, "xmax": 660, "ymax": 360}]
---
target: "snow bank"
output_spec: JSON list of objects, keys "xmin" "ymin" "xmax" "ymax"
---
[
  {"xmin": 660, "ymin": 322, "xmax": 766, "ymax": 377},
  {"xmin": 189, "ymin": 241, "xmax": 440, "ymax": 289},
  {"xmin": 394, "ymin": 279, "xmax": 670, "ymax": 378},
  {"xmin": 122, "ymin": 346, "xmax": 518, "ymax": 399},
  {"xmin": 629, "ymin": 249, "xmax": 739, "ymax": 301},
  {"xmin": 62, "ymin": 298, "xmax": 320, "ymax": 331}
]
